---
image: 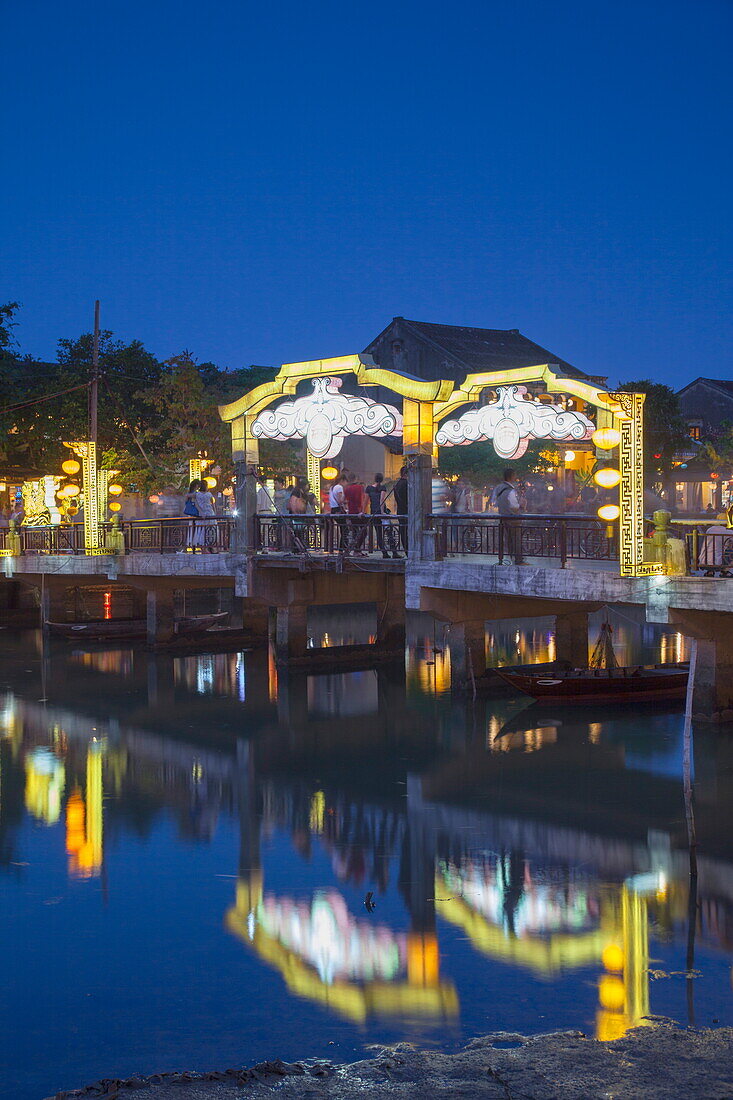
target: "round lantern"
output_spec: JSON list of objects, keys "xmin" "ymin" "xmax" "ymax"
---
[
  {"xmin": 61, "ymin": 459, "xmax": 81, "ymax": 476},
  {"xmin": 109, "ymin": 501, "xmax": 122, "ymax": 513},
  {"xmin": 598, "ymin": 504, "xmax": 620, "ymax": 522},
  {"xmin": 592, "ymin": 427, "xmax": 622, "ymax": 450},
  {"xmin": 108, "ymin": 483, "xmax": 123, "ymax": 496},
  {"xmin": 602, "ymin": 944, "xmax": 625, "ymax": 974},
  {"xmin": 594, "ymin": 467, "xmax": 622, "ymax": 489},
  {"xmin": 61, "ymin": 483, "xmax": 80, "ymax": 498},
  {"xmin": 321, "ymin": 466, "xmax": 339, "ymax": 480},
  {"xmin": 66, "ymin": 504, "xmax": 79, "ymax": 517},
  {"xmin": 598, "ymin": 975, "xmax": 625, "ymax": 1012},
  {"xmin": 149, "ymin": 494, "xmax": 160, "ymax": 504},
  {"xmin": 204, "ymin": 476, "xmax": 217, "ymax": 489}
]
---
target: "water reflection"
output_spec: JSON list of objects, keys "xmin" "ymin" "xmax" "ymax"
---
[{"xmin": 0, "ymin": 622, "xmax": 731, "ymax": 1100}]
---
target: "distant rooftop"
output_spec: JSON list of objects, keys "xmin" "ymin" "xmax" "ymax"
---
[
  {"xmin": 369, "ymin": 317, "xmax": 603, "ymax": 384},
  {"xmin": 677, "ymin": 377, "xmax": 733, "ymax": 397}
]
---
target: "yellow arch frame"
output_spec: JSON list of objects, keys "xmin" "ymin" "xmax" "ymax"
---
[{"xmin": 220, "ymin": 356, "xmax": 659, "ymax": 578}]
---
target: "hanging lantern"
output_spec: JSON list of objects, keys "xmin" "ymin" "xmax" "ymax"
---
[
  {"xmin": 598, "ymin": 504, "xmax": 620, "ymax": 522},
  {"xmin": 321, "ymin": 466, "xmax": 339, "ymax": 480},
  {"xmin": 109, "ymin": 501, "xmax": 122, "ymax": 513},
  {"xmin": 108, "ymin": 483, "xmax": 123, "ymax": 496},
  {"xmin": 592, "ymin": 427, "xmax": 622, "ymax": 450},
  {"xmin": 594, "ymin": 467, "xmax": 622, "ymax": 489},
  {"xmin": 204, "ymin": 476, "xmax": 217, "ymax": 489},
  {"xmin": 66, "ymin": 504, "xmax": 79, "ymax": 517},
  {"xmin": 61, "ymin": 483, "xmax": 80, "ymax": 498},
  {"xmin": 149, "ymin": 494, "xmax": 160, "ymax": 504},
  {"xmin": 61, "ymin": 459, "xmax": 81, "ymax": 476}
]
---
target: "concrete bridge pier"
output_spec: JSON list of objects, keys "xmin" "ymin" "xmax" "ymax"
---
[
  {"xmin": 274, "ymin": 604, "xmax": 309, "ymax": 661},
  {"xmin": 448, "ymin": 619, "xmax": 487, "ymax": 690},
  {"xmin": 554, "ymin": 610, "xmax": 590, "ymax": 669},
  {"xmin": 670, "ymin": 610, "xmax": 733, "ymax": 721},
  {"xmin": 39, "ymin": 578, "xmax": 71, "ymax": 632},
  {"xmin": 146, "ymin": 587, "xmax": 176, "ymax": 645}
]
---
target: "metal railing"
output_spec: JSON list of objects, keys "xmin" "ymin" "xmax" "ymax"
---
[
  {"xmin": 431, "ymin": 514, "xmax": 618, "ymax": 567},
  {"xmin": 0, "ymin": 518, "xmax": 234, "ymax": 555},
  {"xmin": 254, "ymin": 514, "xmax": 408, "ymax": 556}
]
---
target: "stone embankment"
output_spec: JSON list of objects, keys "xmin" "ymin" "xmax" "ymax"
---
[{"xmin": 48, "ymin": 1021, "xmax": 733, "ymax": 1100}]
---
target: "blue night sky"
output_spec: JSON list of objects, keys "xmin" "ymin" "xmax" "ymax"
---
[{"xmin": 2, "ymin": 0, "xmax": 732, "ymax": 386}]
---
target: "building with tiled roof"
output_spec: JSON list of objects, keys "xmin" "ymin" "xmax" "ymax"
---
[
  {"xmin": 364, "ymin": 317, "xmax": 606, "ymax": 387},
  {"xmin": 677, "ymin": 378, "xmax": 733, "ymax": 440}
]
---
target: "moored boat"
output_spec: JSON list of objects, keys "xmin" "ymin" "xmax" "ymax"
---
[
  {"xmin": 494, "ymin": 664, "xmax": 688, "ymax": 704},
  {"xmin": 46, "ymin": 612, "xmax": 229, "ymax": 640},
  {"xmin": 494, "ymin": 619, "xmax": 688, "ymax": 704}
]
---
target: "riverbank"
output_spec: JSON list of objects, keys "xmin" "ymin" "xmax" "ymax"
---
[{"xmin": 48, "ymin": 1021, "xmax": 733, "ymax": 1099}]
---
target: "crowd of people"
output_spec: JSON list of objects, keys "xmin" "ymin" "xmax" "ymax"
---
[{"xmin": 255, "ymin": 468, "xmax": 409, "ymax": 558}]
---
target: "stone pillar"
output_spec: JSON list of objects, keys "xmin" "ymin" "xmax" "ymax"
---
[
  {"xmin": 376, "ymin": 598, "xmax": 406, "ymax": 650},
  {"xmin": 689, "ymin": 635, "xmax": 733, "ymax": 718},
  {"xmin": 407, "ymin": 453, "xmax": 433, "ymax": 561},
  {"xmin": 274, "ymin": 604, "xmax": 308, "ymax": 660},
  {"xmin": 40, "ymin": 580, "xmax": 69, "ymax": 630},
  {"xmin": 449, "ymin": 619, "xmax": 486, "ymax": 689},
  {"xmin": 376, "ymin": 580, "xmax": 405, "ymax": 646},
  {"xmin": 555, "ymin": 611, "xmax": 589, "ymax": 669},
  {"xmin": 234, "ymin": 458, "xmax": 258, "ymax": 553},
  {"xmin": 230, "ymin": 597, "xmax": 269, "ymax": 637},
  {"xmin": 146, "ymin": 587, "xmax": 175, "ymax": 645}
]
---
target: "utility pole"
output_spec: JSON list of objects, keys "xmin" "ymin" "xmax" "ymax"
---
[{"xmin": 89, "ymin": 299, "xmax": 100, "ymax": 444}]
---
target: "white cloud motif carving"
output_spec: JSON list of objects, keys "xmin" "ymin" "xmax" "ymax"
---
[
  {"xmin": 436, "ymin": 385, "xmax": 594, "ymax": 460},
  {"xmin": 252, "ymin": 377, "xmax": 403, "ymax": 459}
]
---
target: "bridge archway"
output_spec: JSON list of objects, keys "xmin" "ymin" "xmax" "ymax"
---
[{"xmin": 219, "ymin": 356, "xmax": 658, "ymax": 578}]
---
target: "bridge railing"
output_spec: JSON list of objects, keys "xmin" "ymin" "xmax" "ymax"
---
[
  {"xmin": 0, "ymin": 518, "xmax": 234, "ymax": 555},
  {"xmin": 255, "ymin": 513, "xmax": 407, "ymax": 556},
  {"xmin": 431, "ymin": 514, "xmax": 618, "ymax": 567}
]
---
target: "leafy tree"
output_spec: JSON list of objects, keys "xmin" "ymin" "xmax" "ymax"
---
[
  {"xmin": 437, "ymin": 439, "xmax": 561, "ymax": 486},
  {"xmin": 0, "ymin": 301, "xmax": 19, "ymax": 354},
  {"xmin": 616, "ymin": 379, "xmax": 688, "ymax": 480}
]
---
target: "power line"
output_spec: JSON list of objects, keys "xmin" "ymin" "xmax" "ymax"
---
[{"xmin": 0, "ymin": 382, "xmax": 90, "ymax": 415}]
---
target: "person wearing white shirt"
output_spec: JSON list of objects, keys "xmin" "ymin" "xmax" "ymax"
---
[
  {"xmin": 490, "ymin": 468, "xmax": 526, "ymax": 565},
  {"xmin": 328, "ymin": 476, "xmax": 346, "ymax": 513}
]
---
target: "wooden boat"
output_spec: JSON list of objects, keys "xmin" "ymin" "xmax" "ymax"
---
[
  {"xmin": 494, "ymin": 620, "xmax": 688, "ymax": 704},
  {"xmin": 494, "ymin": 665, "xmax": 688, "ymax": 704},
  {"xmin": 46, "ymin": 612, "xmax": 229, "ymax": 640}
]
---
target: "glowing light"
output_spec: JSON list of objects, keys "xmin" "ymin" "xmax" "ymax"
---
[
  {"xmin": 204, "ymin": 476, "xmax": 217, "ymax": 489},
  {"xmin": 108, "ymin": 483, "xmax": 123, "ymax": 495},
  {"xmin": 598, "ymin": 975, "xmax": 625, "ymax": 1012},
  {"xmin": 321, "ymin": 466, "xmax": 339, "ymax": 480},
  {"xmin": 594, "ymin": 467, "xmax": 622, "ymax": 489},
  {"xmin": 61, "ymin": 483, "xmax": 80, "ymax": 498},
  {"xmin": 252, "ymin": 376, "xmax": 402, "ymax": 459},
  {"xmin": 61, "ymin": 459, "xmax": 81, "ymax": 476},
  {"xmin": 598, "ymin": 504, "xmax": 620, "ymax": 522},
  {"xmin": 592, "ymin": 427, "xmax": 621, "ymax": 450},
  {"xmin": 149, "ymin": 494, "xmax": 160, "ymax": 504},
  {"xmin": 436, "ymin": 385, "xmax": 594, "ymax": 460},
  {"xmin": 108, "ymin": 501, "xmax": 122, "ymax": 513},
  {"xmin": 602, "ymin": 944, "xmax": 625, "ymax": 973},
  {"xmin": 564, "ymin": 450, "xmax": 576, "ymax": 463},
  {"xmin": 546, "ymin": 484, "xmax": 554, "ymax": 491}
]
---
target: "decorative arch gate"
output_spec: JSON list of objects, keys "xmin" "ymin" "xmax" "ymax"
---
[{"xmin": 219, "ymin": 355, "xmax": 660, "ymax": 578}]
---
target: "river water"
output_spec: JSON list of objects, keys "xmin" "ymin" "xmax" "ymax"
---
[{"xmin": 1, "ymin": 608, "xmax": 731, "ymax": 1100}]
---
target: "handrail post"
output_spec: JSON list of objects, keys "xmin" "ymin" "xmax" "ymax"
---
[{"xmin": 560, "ymin": 519, "xmax": 567, "ymax": 568}]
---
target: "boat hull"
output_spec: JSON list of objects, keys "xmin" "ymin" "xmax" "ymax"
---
[
  {"xmin": 494, "ymin": 667, "xmax": 688, "ymax": 704},
  {"xmin": 47, "ymin": 612, "xmax": 229, "ymax": 640}
]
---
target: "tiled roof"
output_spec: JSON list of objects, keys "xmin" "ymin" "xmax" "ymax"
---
[
  {"xmin": 397, "ymin": 318, "xmax": 598, "ymax": 382},
  {"xmin": 677, "ymin": 377, "xmax": 733, "ymax": 397}
]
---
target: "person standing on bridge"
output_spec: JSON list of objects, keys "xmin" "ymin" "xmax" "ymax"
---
[
  {"xmin": 491, "ymin": 469, "xmax": 527, "ymax": 565},
  {"xmin": 393, "ymin": 466, "xmax": 408, "ymax": 556}
]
